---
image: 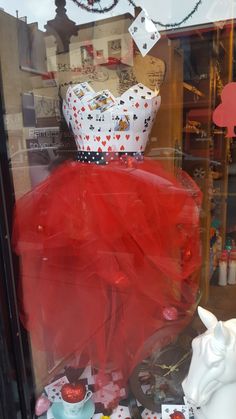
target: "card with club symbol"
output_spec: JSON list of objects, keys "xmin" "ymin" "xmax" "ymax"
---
[
  {"xmin": 161, "ymin": 404, "xmax": 189, "ymax": 419},
  {"xmin": 128, "ymin": 10, "xmax": 161, "ymax": 57},
  {"xmin": 44, "ymin": 376, "xmax": 69, "ymax": 403}
]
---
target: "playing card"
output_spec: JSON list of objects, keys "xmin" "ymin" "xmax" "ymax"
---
[
  {"xmin": 128, "ymin": 10, "xmax": 161, "ymax": 57},
  {"xmin": 44, "ymin": 376, "xmax": 69, "ymax": 403},
  {"xmin": 82, "ymin": 111, "xmax": 112, "ymax": 133},
  {"xmin": 141, "ymin": 408, "xmax": 161, "ymax": 419},
  {"xmin": 112, "ymin": 113, "xmax": 133, "ymax": 132},
  {"xmin": 79, "ymin": 364, "xmax": 95, "ymax": 385},
  {"xmin": 131, "ymin": 83, "xmax": 156, "ymax": 99},
  {"xmin": 72, "ymin": 82, "xmax": 94, "ymax": 100},
  {"xmin": 111, "ymin": 405, "xmax": 131, "ymax": 419},
  {"xmin": 161, "ymin": 404, "xmax": 189, "ymax": 419},
  {"xmin": 87, "ymin": 90, "xmax": 116, "ymax": 113},
  {"xmin": 183, "ymin": 397, "xmax": 195, "ymax": 419}
]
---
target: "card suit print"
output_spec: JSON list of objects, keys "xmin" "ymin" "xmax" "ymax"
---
[
  {"xmin": 143, "ymin": 43, "xmax": 147, "ymax": 50},
  {"xmin": 98, "ymin": 147, "xmax": 102, "ymax": 152},
  {"xmin": 141, "ymin": 16, "xmax": 145, "ymax": 23},
  {"xmin": 96, "ymin": 136, "xmax": 101, "ymax": 141},
  {"xmin": 106, "ymin": 135, "xmax": 111, "ymax": 140},
  {"xmin": 136, "ymin": 136, "xmax": 140, "ymax": 141},
  {"xmin": 102, "ymin": 141, "xmax": 106, "ymax": 146},
  {"xmin": 125, "ymin": 135, "xmax": 130, "ymax": 140},
  {"xmin": 213, "ymin": 82, "xmax": 236, "ymax": 137},
  {"xmin": 120, "ymin": 145, "xmax": 125, "ymax": 151},
  {"xmin": 116, "ymin": 135, "xmax": 121, "ymax": 140}
]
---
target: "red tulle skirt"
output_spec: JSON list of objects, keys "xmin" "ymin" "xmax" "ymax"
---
[{"xmin": 13, "ymin": 158, "xmax": 202, "ymax": 389}]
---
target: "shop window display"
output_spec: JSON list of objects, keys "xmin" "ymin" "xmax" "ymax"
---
[{"xmin": 0, "ymin": 1, "xmax": 236, "ymax": 419}]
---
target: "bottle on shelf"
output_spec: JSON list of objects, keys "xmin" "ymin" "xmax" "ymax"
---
[
  {"xmin": 218, "ymin": 250, "xmax": 228, "ymax": 286},
  {"xmin": 228, "ymin": 249, "xmax": 236, "ymax": 285}
]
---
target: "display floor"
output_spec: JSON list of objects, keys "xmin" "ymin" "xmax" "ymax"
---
[{"xmin": 37, "ymin": 284, "xmax": 236, "ymax": 419}]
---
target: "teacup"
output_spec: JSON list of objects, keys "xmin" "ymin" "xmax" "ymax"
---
[{"xmin": 62, "ymin": 390, "xmax": 92, "ymax": 417}]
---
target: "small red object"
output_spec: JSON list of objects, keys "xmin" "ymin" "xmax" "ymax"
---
[
  {"xmin": 163, "ymin": 306, "xmax": 178, "ymax": 321},
  {"xmin": 61, "ymin": 383, "xmax": 86, "ymax": 403},
  {"xmin": 170, "ymin": 411, "xmax": 185, "ymax": 419},
  {"xmin": 213, "ymin": 82, "xmax": 236, "ymax": 137}
]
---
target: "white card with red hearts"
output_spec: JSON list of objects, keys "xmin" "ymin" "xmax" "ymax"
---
[
  {"xmin": 161, "ymin": 404, "xmax": 189, "ymax": 419},
  {"xmin": 111, "ymin": 405, "xmax": 131, "ymax": 418},
  {"xmin": 128, "ymin": 10, "xmax": 161, "ymax": 57},
  {"xmin": 141, "ymin": 408, "xmax": 161, "ymax": 419},
  {"xmin": 44, "ymin": 376, "xmax": 69, "ymax": 403}
]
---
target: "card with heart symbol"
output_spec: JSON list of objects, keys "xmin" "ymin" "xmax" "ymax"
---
[
  {"xmin": 161, "ymin": 404, "xmax": 189, "ymax": 419},
  {"xmin": 128, "ymin": 10, "xmax": 161, "ymax": 57},
  {"xmin": 141, "ymin": 408, "xmax": 161, "ymax": 419},
  {"xmin": 110, "ymin": 405, "xmax": 131, "ymax": 418}
]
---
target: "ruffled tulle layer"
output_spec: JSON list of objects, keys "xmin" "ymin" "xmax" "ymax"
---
[{"xmin": 13, "ymin": 158, "xmax": 202, "ymax": 388}]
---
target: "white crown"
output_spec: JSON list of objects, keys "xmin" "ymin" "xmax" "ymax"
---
[{"xmin": 63, "ymin": 82, "xmax": 161, "ymax": 153}]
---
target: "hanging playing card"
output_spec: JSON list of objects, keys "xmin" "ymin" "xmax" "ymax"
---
[{"xmin": 128, "ymin": 10, "xmax": 161, "ymax": 57}]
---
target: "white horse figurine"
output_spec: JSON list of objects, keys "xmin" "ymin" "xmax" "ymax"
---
[{"xmin": 182, "ymin": 306, "xmax": 236, "ymax": 419}]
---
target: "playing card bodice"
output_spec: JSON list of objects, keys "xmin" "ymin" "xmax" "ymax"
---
[{"xmin": 63, "ymin": 82, "xmax": 161, "ymax": 153}]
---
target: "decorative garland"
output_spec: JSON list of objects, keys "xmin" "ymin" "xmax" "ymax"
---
[
  {"xmin": 70, "ymin": 0, "xmax": 202, "ymax": 29},
  {"xmin": 128, "ymin": 0, "xmax": 203, "ymax": 28},
  {"xmin": 70, "ymin": 0, "xmax": 120, "ymax": 13}
]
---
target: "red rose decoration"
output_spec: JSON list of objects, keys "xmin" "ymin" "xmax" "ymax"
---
[{"xmin": 61, "ymin": 383, "xmax": 86, "ymax": 403}]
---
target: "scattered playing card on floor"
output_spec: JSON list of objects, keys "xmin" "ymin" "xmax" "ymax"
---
[
  {"xmin": 44, "ymin": 376, "xmax": 69, "ymax": 403},
  {"xmin": 128, "ymin": 10, "xmax": 161, "ymax": 57},
  {"xmin": 141, "ymin": 408, "xmax": 161, "ymax": 418},
  {"xmin": 161, "ymin": 404, "xmax": 189, "ymax": 419},
  {"xmin": 111, "ymin": 405, "xmax": 131, "ymax": 418}
]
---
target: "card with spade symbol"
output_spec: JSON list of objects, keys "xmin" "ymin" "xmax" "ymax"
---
[
  {"xmin": 161, "ymin": 404, "xmax": 189, "ymax": 419},
  {"xmin": 128, "ymin": 10, "xmax": 161, "ymax": 57}
]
